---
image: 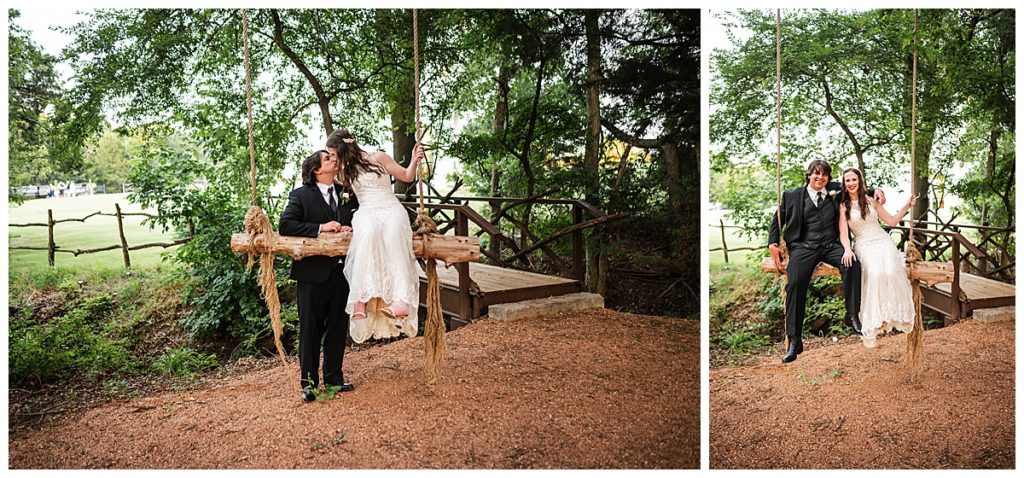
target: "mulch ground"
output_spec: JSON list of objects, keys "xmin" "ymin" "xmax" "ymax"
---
[
  {"xmin": 711, "ymin": 319, "xmax": 1015, "ymax": 469},
  {"xmin": 8, "ymin": 308, "xmax": 699, "ymax": 469}
]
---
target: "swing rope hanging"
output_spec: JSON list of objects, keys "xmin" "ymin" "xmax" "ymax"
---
[
  {"xmin": 761, "ymin": 9, "xmax": 953, "ymax": 377},
  {"xmin": 231, "ymin": 8, "xmax": 478, "ymax": 390},
  {"xmin": 239, "ymin": 9, "xmax": 292, "ymax": 383},
  {"xmin": 409, "ymin": 8, "xmax": 449, "ymax": 385}
]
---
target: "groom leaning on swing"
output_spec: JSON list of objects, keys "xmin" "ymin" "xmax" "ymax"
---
[
  {"xmin": 279, "ymin": 150, "xmax": 359, "ymax": 402},
  {"xmin": 768, "ymin": 159, "xmax": 885, "ymax": 363}
]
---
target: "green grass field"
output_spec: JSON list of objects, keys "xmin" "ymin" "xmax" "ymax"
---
[
  {"xmin": 708, "ymin": 209, "xmax": 763, "ymax": 268},
  {"xmin": 8, "ymin": 193, "xmax": 181, "ymax": 276}
]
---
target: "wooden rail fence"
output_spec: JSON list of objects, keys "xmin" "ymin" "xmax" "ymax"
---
[
  {"xmin": 8, "ymin": 203, "xmax": 191, "ymax": 268},
  {"xmin": 709, "ymin": 219, "xmax": 762, "ymax": 263}
]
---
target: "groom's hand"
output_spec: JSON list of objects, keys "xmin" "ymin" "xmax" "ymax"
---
[
  {"xmin": 873, "ymin": 189, "xmax": 886, "ymax": 205},
  {"xmin": 769, "ymin": 244, "xmax": 784, "ymax": 272},
  {"xmin": 320, "ymin": 221, "xmax": 343, "ymax": 233}
]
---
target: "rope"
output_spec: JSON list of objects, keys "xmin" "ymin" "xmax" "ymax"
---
[
  {"xmin": 774, "ymin": 9, "xmax": 790, "ymax": 345},
  {"xmin": 906, "ymin": 9, "xmax": 924, "ymax": 377},
  {"xmin": 412, "ymin": 9, "xmax": 447, "ymax": 385},
  {"xmin": 243, "ymin": 9, "xmax": 258, "ymax": 207},
  {"xmin": 908, "ymin": 9, "xmax": 919, "ymax": 259},
  {"xmin": 240, "ymin": 9, "xmax": 292, "ymax": 383}
]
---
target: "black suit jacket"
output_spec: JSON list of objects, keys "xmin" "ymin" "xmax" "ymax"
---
[
  {"xmin": 768, "ymin": 181, "xmax": 873, "ymax": 247},
  {"xmin": 278, "ymin": 182, "xmax": 358, "ymax": 283}
]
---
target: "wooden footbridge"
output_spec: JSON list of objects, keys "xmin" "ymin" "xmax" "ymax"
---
[
  {"xmin": 895, "ymin": 221, "xmax": 1016, "ymax": 322},
  {"xmin": 400, "ymin": 194, "xmax": 626, "ymax": 329}
]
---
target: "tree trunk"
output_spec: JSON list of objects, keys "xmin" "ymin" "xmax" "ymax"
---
[
  {"xmin": 489, "ymin": 63, "xmax": 510, "ymax": 261},
  {"xmin": 911, "ymin": 119, "xmax": 933, "ymax": 238},
  {"xmin": 584, "ymin": 10, "xmax": 604, "ymax": 294},
  {"xmin": 270, "ymin": 10, "xmax": 334, "ymax": 135},
  {"xmin": 663, "ymin": 143, "xmax": 684, "ymax": 221},
  {"xmin": 391, "ymin": 75, "xmax": 416, "ymax": 196}
]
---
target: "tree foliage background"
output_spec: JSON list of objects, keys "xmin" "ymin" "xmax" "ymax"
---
[{"xmin": 711, "ymin": 9, "xmax": 1014, "ymax": 239}]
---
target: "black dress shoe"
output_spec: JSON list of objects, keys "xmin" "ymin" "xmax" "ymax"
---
[
  {"xmin": 301, "ymin": 388, "xmax": 316, "ymax": 403},
  {"xmin": 326, "ymin": 382, "xmax": 355, "ymax": 393},
  {"xmin": 850, "ymin": 315, "xmax": 863, "ymax": 336},
  {"xmin": 782, "ymin": 336, "xmax": 801, "ymax": 363}
]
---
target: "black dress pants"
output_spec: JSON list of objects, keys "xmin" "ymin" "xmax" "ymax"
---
[
  {"xmin": 784, "ymin": 243, "xmax": 861, "ymax": 336},
  {"xmin": 296, "ymin": 262, "xmax": 350, "ymax": 388}
]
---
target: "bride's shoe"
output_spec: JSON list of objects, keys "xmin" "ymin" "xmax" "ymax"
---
[
  {"xmin": 380, "ymin": 303, "xmax": 409, "ymax": 323},
  {"xmin": 352, "ymin": 302, "xmax": 367, "ymax": 320}
]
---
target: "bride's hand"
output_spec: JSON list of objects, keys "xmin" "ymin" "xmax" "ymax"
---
[
  {"xmin": 842, "ymin": 249, "xmax": 857, "ymax": 267},
  {"xmin": 412, "ymin": 143, "xmax": 425, "ymax": 164},
  {"xmin": 905, "ymin": 194, "xmax": 917, "ymax": 209}
]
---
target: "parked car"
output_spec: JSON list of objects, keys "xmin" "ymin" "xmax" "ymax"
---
[{"xmin": 11, "ymin": 185, "xmax": 50, "ymax": 199}]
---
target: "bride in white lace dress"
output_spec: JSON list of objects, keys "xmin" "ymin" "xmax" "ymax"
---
[
  {"xmin": 838, "ymin": 168, "xmax": 917, "ymax": 347},
  {"xmin": 326, "ymin": 129, "xmax": 422, "ymax": 343}
]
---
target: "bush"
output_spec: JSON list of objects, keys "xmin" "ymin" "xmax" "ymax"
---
[
  {"xmin": 9, "ymin": 295, "xmax": 140, "ymax": 387},
  {"xmin": 717, "ymin": 330, "xmax": 771, "ymax": 352},
  {"xmin": 151, "ymin": 348, "xmax": 220, "ymax": 377}
]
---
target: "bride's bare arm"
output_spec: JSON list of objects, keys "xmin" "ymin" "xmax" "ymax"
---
[
  {"xmin": 839, "ymin": 205, "xmax": 856, "ymax": 267},
  {"xmin": 373, "ymin": 149, "xmax": 419, "ymax": 183},
  {"xmin": 871, "ymin": 196, "xmax": 913, "ymax": 227}
]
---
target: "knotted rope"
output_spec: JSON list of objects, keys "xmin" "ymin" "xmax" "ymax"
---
[
  {"xmin": 412, "ymin": 9, "xmax": 447, "ymax": 385},
  {"xmin": 239, "ymin": 9, "xmax": 291, "ymax": 380}
]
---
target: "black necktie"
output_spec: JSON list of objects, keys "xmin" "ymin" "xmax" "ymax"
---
[
  {"xmin": 328, "ymin": 186, "xmax": 338, "ymax": 215},
  {"xmin": 816, "ymin": 191, "xmax": 824, "ymax": 207}
]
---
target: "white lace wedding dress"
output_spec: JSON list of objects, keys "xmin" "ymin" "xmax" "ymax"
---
[
  {"xmin": 847, "ymin": 199, "xmax": 915, "ymax": 347},
  {"xmin": 344, "ymin": 154, "xmax": 420, "ymax": 343}
]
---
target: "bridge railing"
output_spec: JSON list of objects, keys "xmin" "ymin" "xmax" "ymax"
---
[{"xmin": 399, "ymin": 193, "xmax": 625, "ymax": 283}]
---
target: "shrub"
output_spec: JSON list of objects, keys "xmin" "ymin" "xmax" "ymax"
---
[
  {"xmin": 9, "ymin": 296, "xmax": 139, "ymax": 387},
  {"xmin": 151, "ymin": 348, "xmax": 220, "ymax": 377}
]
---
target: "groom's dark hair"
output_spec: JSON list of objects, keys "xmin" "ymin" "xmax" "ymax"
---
[
  {"xmin": 804, "ymin": 159, "xmax": 832, "ymax": 185},
  {"xmin": 301, "ymin": 150, "xmax": 327, "ymax": 185}
]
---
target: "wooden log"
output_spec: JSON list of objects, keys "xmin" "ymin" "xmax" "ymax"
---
[
  {"xmin": 760, "ymin": 256, "xmax": 838, "ymax": 279},
  {"xmin": 760, "ymin": 256, "xmax": 955, "ymax": 285},
  {"xmin": 47, "ymin": 209, "xmax": 55, "ymax": 267},
  {"xmin": 906, "ymin": 260, "xmax": 955, "ymax": 286},
  {"xmin": 115, "ymin": 203, "xmax": 131, "ymax": 269},
  {"xmin": 230, "ymin": 231, "xmax": 480, "ymax": 265}
]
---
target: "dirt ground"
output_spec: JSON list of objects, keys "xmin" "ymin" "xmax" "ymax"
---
[
  {"xmin": 711, "ymin": 319, "xmax": 1015, "ymax": 469},
  {"xmin": 8, "ymin": 308, "xmax": 699, "ymax": 469}
]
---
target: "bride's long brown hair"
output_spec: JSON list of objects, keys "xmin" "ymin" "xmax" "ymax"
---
[
  {"xmin": 326, "ymin": 128, "xmax": 385, "ymax": 189},
  {"xmin": 840, "ymin": 168, "xmax": 869, "ymax": 221}
]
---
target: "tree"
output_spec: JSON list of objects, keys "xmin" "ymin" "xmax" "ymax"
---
[
  {"xmin": 8, "ymin": 10, "xmax": 60, "ymax": 201},
  {"xmin": 82, "ymin": 129, "xmax": 134, "ymax": 191},
  {"xmin": 711, "ymin": 9, "xmax": 1014, "ymax": 243}
]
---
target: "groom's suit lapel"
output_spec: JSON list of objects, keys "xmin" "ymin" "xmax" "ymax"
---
[
  {"xmin": 307, "ymin": 184, "xmax": 335, "ymax": 221},
  {"xmin": 788, "ymin": 188, "xmax": 804, "ymax": 234}
]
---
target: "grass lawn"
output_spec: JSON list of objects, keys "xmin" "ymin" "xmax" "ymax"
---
[
  {"xmin": 708, "ymin": 209, "xmax": 763, "ymax": 268},
  {"xmin": 8, "ymin": 193, "xmax": 181, "ymax": 276}
]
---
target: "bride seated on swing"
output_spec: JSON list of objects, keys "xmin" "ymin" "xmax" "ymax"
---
[{"xmin": 326, "ymin": 129, "xmax": 425, "ymax": 343}]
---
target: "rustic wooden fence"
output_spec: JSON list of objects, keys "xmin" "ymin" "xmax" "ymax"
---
[
  {"xmin": 708, "ymin": 219, "xmax": 762, "ymax": 263},
  {"xmin": 8, "ymin": 203, "xmax": 192, "ymax": 268}
]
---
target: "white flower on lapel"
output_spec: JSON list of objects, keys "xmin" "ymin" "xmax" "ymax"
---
[{"xmin": 827, "ymin": 190, "xmax": 838, "ymax": 198}]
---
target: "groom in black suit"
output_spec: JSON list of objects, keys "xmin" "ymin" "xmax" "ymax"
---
[
  {"xmin": 768, "ymin": 160, "xmax": 884, "ymax": 363},
  {"xmin": 279, "ymin": 150, "xmax": 358, "ymax": 402}
]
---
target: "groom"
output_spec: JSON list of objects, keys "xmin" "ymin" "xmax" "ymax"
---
[
  {"xmin": 279, "ymin": 150, "xmax": 359, "ymax": 402},
  {"xmin": 768, "ymin": 159, "xmax": 884, "ymax": 363}
]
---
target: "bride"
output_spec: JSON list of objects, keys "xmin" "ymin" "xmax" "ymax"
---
[
  {"xmin": 326, "ymin": 129, "xmax": 423, "ymax": 343},
  {"xmin": 838, "ymin": 168, "xmax": 917, "ymax": 347}
]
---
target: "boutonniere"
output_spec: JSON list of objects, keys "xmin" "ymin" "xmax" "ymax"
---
[
  {"xmin": 827, "ymin": 190, "xmax": 838, "ymax": 198},
  {"xmin": 341, "ymin": 190, "xmax": 350, "ymax": 202}
]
